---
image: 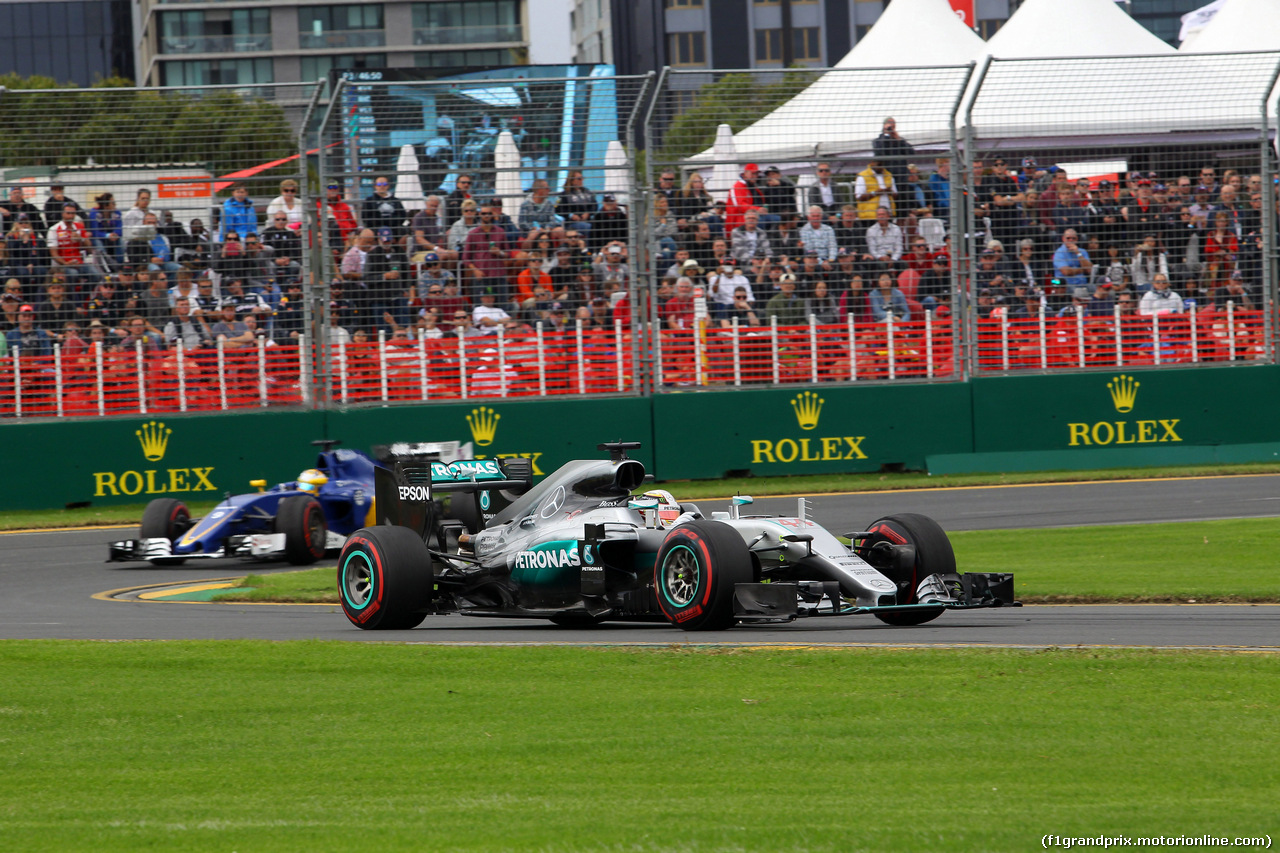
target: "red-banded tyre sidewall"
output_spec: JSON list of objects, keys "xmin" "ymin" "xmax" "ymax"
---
[
  {"xmin": 654, "ymin": 520, "xmax": 752, "ymax": 632},
  {"xmin": 279, "ymin": 495, "xmax": 327, "ymax": 565},
  {"xmin": 338, "ymin": 526, "xmax": 433, "ymax": 630},
  {"xmin": 864, "ymin": 513, "xmax": 954, "ymax": 626},
  {"xmin": 140, "ymin": 498, "xmax": 190, "ymax": 541}
]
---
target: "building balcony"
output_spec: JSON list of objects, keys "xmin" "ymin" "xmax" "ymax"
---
[
  {"xmin": 412, "ymin": 24, "xmax": 523, "ymax": 46},
  {"xmin": 160, "ymin": 35, "xmax": 273, "ymax": 54},
  {"xmin": 298, "ymin": 30, "xmax": 386, "ymax": 50}
]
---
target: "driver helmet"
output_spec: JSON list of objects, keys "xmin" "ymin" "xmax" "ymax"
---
[
  {"xmin": 643, "ymin": 488, "xmax": 683, "ymax": 528},
  {"xmin": 297, "ymin": 468, "xmax": 328, "ymax": 492}
]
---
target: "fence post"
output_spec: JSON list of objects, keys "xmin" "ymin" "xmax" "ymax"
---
[
  {"xmin": 136, "ymin": 339, "xmax": 147, "ymax": 415},
  {"xmin": 497, "ymin": 325, "xmax": 508, "ymax": 398},
  {"xmin": 731, "ymin": 317, "xmax": 741, "ymax": 387},
  {"xmin": 887, "ymin": 313, "xmax": 896, "ymax": 380},
  {"xmin": 808, "ymin": 315, "xmax": 818, "ymax": 384},
  {"xmin": 771, "ymin": 316, "xmax": 780, "ymax": 385},
  {"xmin": 11, "ymin": 346, "xmax": 21, "ymax": 419},
  {"xmin": 1189, "ymin": 304, "xmax": 1199, "ymax": 363},
  {"xmin": 217, "ymin": 339, "xmax": 228, "ymax": 410},
  {"xmin": 177, "ymin": 340, "xmax": 188, "ymax": 412},
  {"xmin": 536, "ymin": 321, "xmax": 547, "ymax": 396},
  {"xmin": 1113, "ymin": 305, "xmax": 1123, "ymax": 367},
  {"xmin": 457, "ymin": 326, "xmax": 468, "ymax": 400},
  {"xmin": 258, "ymin": 336, "xmax": 269, "ymax": 407},
  {"xmin": 337, "ymin": 340, "xmax": 347, "ymax": 405},
  {"xmin": 925, "ymin": 309, "xmax": 934, "ymax": 379},
  {"xmin": 576, "ymin": 318, "xmax": 586, "ymax": 394},
  {"xmin": 418, "ymin": 329, "xmax": 429, "ymax": 401},
  {"xmin": 1153, "ymin": 314, "xmax": 1162, "ymax": 367},
  {"xmin": 54, "ymin": 343, "xmax": 64, "ymax": 418},
  {"xmin": 95, "ymin": 341, "xmax": 104, "ymax": 417},
  {"xmin": 1076, "ymin": 305, "xmax": 1085, "ymax": 369},
  {"xmin": 1227, "ymin": 301, "xmax": 1237, "ymax": 360},
  {"xmin": 614, "ymin": 319, "xmax": 624, "ymax": 392},
  {"xmin": 847, "ymin": 313, "xmax": 856, "ymax": 382},
  {"xmin": 299, "ymin": 333, "xmax": 311, "ymax": 406},
  {"xmin": 377, "ymin": 329, "xmax": 389, "ymax": 403},
  {"xmin": 1038, "ymin": 304, "xmax": 1047, "ymax": 371}
]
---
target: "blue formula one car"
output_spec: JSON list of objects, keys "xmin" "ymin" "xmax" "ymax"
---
[{"xmin": 107, "ymin": 440, "xmax": 462, "ymax": 567}]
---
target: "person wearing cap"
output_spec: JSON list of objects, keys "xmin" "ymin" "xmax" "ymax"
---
[
  {"xmin": 416, "ymin": 250, "xmax": 455, "ymax": 302},
  {"xmin": 724, "ymin": 163, "xmax": 765, "ymax": 240},
  {"xmin": 593, "ymin": 243, "xmax": 629, "ymax": 294},
  {"xmin": 1214, "ymin": 271, "xmax": 1255, "ymax": 311},
  {"xmin": 917, "ymin": 253, "xmax": 951, "ymax": 308},
  {"xmin": 47, "ymin": 203, "xmax": 101, "ymax": 290},
  {"xmin": 5, "ymin": 209, "xmax": 47, "ymax": 289},
  {"xmin": 808, "ymin": 161, "xmax": 853, "ymax": 222},
  {"xmin": 588, "ymin": 193, "xmax": 628, "ymax": 254},
  {"xmin": 855, "ymin": 158, "xmax": 896, "ymax": 223},
  {"xmin": 1054, "ymin": 286, "xmax": 1092, "ymax": 319},
  {"xmin": 221, "ymin": 182, "xmax": 258, "ymax": 243},
  {"xmin": 321, "ymin": 183, "xmax": 359, "ymax": 260},
  {"xmin": 872, "ymin": 117, "xmax": 914, "ymax": 192},
  {"xmin": 43, "ymin": 183, "xmax": 85, "ymax": 229},
  {"xmin": 1086, "ymin": 180, "xmax": 1123, "ymax": 250},
  {"xmin": 1, "ymin": 287, "xmax": 22, "ymax": 331},
  {"xmin": 0, "ymin": 186, "xmax": 45, "ymax": 233},
  {"xmin": 764, "ymin": 273, "xmax": 806, "ymax": 326},
  {"xmin": 271, "ymin": 280, "xmax": 307, "ymax": 341},
  {"xmin": 1139, "ymin": 273, "xmax": 1184, "ymax": 316},
  {"xmin": 265, "ymin": 179, "xmax": 305, "ymax": 229},
  {"xmin": 1120, "ymin": 178, "xmax": 1161, "ymax": 247},
  {"xmin": 759, "ymin": 166, "xmax": 794, "ymax": 228},
  {"xmin": 472, "ymin": 287, "xmax": 515, "ymax": 335},
  {"xmin": 1005, "ymin": 285, "xmax": 1046, "ymax": 321},
  {"xmin": 35, "ymin": 278, "xmax": 77, "ymax": 336},
  {"xmin": 210, "ymin": 299, "xmax": 255, "ymax": 348},
  {"xmin": 5, "ymin": 303, "xmax": 52, "ymax": 356}
]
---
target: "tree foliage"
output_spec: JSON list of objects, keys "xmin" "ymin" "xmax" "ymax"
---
[
  {"xmin": 652, "ymin": 69, "xmax": 820, "ymax": 167},
  {"xmin": 0, "ymin": 74, "xmax": 295, "ymax": 181}
]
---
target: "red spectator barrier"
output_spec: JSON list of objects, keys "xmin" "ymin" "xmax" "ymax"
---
[{"xmin": 973, "ymin": 305, "xmax": 1266, "ymax": 373}]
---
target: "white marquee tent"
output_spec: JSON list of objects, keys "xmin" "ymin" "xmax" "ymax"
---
[
  {"xmin": 690, "ymin": 0, "xmax": 982, "ymax": 165},
  {"xmin": 1179, "ymin": 0, "xmax": 1280, "ymax": 53},
  {"xmin": 982, "ymin": 0, "xmax": 1174, "ymax": 58}
]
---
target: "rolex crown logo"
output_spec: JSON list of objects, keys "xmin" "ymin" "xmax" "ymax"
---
[
  {"xmin": 791, "ymin": 391, "xmax": 824, "ymax": 431},
  {"xmin": 467, "ymin": 406, "xmax": 500, "ymax": 447},
  {"xmin": 136, "ymin": 420, "xmax": 172, "ymax": 462},
  {"xmin": 1107, "ymin": 374, "xmax": 1139, "ymax": 414}
]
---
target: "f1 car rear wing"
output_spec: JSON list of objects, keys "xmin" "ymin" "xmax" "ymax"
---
[{"xmin": 373, "ymin": 450, "xmax": 533, "ymax": 538}]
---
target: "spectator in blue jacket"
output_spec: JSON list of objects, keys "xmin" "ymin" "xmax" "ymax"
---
[
  {"xmin": 868, "ymin": 271, "xmax": 910, "ymax": 322},
  {"xmin": 221, "ymin": 183, "xmax": 258, "ymax": 242},
  {"xmin": 88, "ymin": 193, "xmax": 124, "ymax": 272},
  {"xmin": 5, "ymin": 304, "xmax": 52, "ymax": 356},
  {"xmin": 928, "ymin": 158, "xmax": 952, "ymax": 219}
]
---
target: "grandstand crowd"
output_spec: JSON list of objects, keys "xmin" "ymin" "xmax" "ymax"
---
[{"xmin": 2, "ymin": 116, "xmax": 1277, "ymax": 369}]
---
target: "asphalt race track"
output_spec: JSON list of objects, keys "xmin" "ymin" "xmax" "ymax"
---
[{"xmin": 4, "ymin": 474, "xmax": 1278, "ymax": 648}]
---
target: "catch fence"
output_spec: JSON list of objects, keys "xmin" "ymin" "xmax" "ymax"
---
[{"xmin": 3, "ymin": 55, "xmax": 1280, "ymax": 421}]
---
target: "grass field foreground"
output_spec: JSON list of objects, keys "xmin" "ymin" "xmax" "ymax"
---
[
  {"xmin": 0, "ymin": 643, "xmax": 1276, "ymax": 852},
  {"xmin": 217, "ymin": 516, "xmax": 1280, "ymax": 604}
]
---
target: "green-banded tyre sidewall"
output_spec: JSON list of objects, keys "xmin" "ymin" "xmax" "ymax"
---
[
  {"xmin": 338, "ymin": 526, "xmax": 434, "ymax": 630},
  {"xmin": 139, "ymin": 498, "xmax": 190, "ymax": 565},
  {"xmin": 864, "ymin": 513, "xmax": 955, "ymax": 626},
  {"xmin": 279, "ymin": 495, "xmax": 327, "ymax": 565},
  {"xmin": 654, "ymin": 520, "xmax": 752, "ymax": 632}
]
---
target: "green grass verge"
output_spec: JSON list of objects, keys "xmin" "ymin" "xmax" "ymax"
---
[
  {"xmin": 216, "ymin": 517, "xmax": 1280, "ymax": 605},
  {"xmin": 8, "ymin": 461, "xmax": 1280, "ymax": 531},
  {"xmin": 0, "ymin": 643, "xmax": 1275, "ymax": 852}
]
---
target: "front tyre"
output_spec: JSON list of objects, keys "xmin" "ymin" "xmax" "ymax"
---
[
  {"xmin": 278, "ymin": 495, "xmax": 328, "ymax": 565},
  {"xmin": 654, "ymin": 520, "xmax": 753, "ymax": 631},
  {"xmin": 338, "ymin": 526, "xmax": 434, "ymax": 630},
  {"xmin": 863, "ymin": 513, "xmax": 955, "ymax": 626},
  {"xmin": 139, "ymin": 498, "xmax": 190, "ymax": 565}
]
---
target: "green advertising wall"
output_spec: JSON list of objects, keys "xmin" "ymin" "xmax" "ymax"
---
[
  {"xmin": 651, "ymin": 384, "xmax": 975, "ymax": 480},
  {"xmin": 4, "ymin": 366, "xmax": 1280, "ymax": 511}
]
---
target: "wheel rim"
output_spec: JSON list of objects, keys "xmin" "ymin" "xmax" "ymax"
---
[
  {"xmin": 661, "ymin": 546, "xmax": 700, "ymax": 607},
  {"xmin": 342, "ymin": 553, "xmax": 374, "ymax": 609},
  {"xmin": 307, "ymin": 508, "xmax": 324, "ymax": 552}
]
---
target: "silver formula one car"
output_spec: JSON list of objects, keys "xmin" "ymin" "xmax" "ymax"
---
[{"xmin": 337, "ymin": 442, "xmax": 1018, "ymax": 631}]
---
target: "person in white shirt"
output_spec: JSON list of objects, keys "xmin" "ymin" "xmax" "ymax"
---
[
  {"xmin": 705, "ymin": 257, "xmax": 752, "ymax": 320},
  {"xmin": 265, "ymin": 179, "xmax": 305, "ymax": 229},
  {"xmin": 1138, "ymin": 273, "xmax": 1184, "ymax": 316},
  {"xmin": 472, "ymin": 288, "xmax": 515, "ymax": 334}
]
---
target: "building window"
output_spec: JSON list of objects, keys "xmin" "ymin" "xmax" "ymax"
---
[
  {"xmin": 754, "ymin": 27, "xmax": 819, "ymax": 63},
  {"xmin": 300, "ymin": 53, "xmax": 386, "ymax": 83},
  {"xmin": 668, "ymin": 31, "xmax": 706, "ymax": 66},
  {"xmin": 160, "ymin": 58, "xmax": 274, "ymax": 87},
  {"xmin": 411, "ymin": 1, "xmax": 521, "ymax": 46},
  {"xmin": 298, "ymin": 5, "xmax": 385, "ymax": 50},
  {"xmin": 159, "ymin": 9, "xmax": 271, "ymax": 55},
  {"xmin": 664, "ymin": 0, "xmax": 704, "ymax": 8},
  {"xmin": 413, "ymin": 48, "xmax": 525, "ymax": 69}
]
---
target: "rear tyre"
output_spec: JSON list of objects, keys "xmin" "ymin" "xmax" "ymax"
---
[
  {"xmin": 863, "ymin": 513, "xmax": 954, "ymax": 626},
  {"xmin": 278, "ymin": 495, "xmax": 328, "ymax": 565},
  {"xmin": 139, "ymin": 498, "xmax": 190, "ymax": 565},
  {"xmin": 654, "ymin": 520, "xmax": 753, "ymax": 631},
  {"xmin": 338, "ymin": 526, "xmax": 434, "ymax": 630}
]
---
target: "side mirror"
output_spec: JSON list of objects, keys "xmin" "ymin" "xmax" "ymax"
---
[{"xmin": 250, "ymin": 479, "xmax": 267, "ymax": 493}]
